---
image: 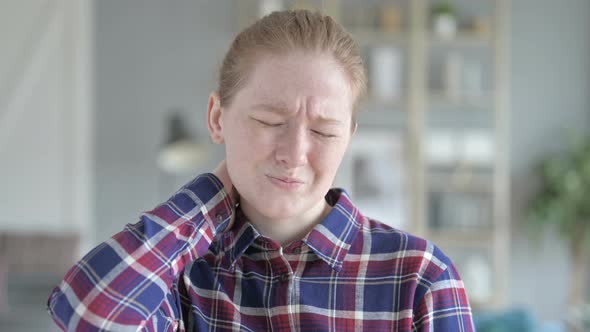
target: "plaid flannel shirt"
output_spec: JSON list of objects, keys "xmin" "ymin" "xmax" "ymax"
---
[{"xmin": 48, "ymin": 173, "xmax": 474, "ymax": 331}]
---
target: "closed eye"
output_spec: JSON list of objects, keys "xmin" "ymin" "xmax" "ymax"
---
[
  {"xmin": 251, "ymin": 117, "xmax": 284, "ymax": 127},
  {"xmin": 311, "ymin": 130, "xmax": 337, "ymax": 138}
]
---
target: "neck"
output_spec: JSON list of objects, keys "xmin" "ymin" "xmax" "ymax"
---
[{"xmin": 241, "ymin": 198, "xmax": 332, "ymax": 246}]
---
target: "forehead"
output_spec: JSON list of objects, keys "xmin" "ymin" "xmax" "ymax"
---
[{"xmin": 236, "ymin": 52, "xmax": 353, "ymax": 118}]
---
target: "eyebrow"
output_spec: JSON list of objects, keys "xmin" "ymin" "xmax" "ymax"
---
[
  {"xmin": 251, "ymin": 103, "xmax": 344, "ymax": 125},
  {"xmin": 251, "ymin": 103, "xmax": 291, "ymax": 114}
]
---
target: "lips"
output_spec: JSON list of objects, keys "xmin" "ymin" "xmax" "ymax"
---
[
  {"xmin": 266, "ymin": 174, "xmax": 305, "ymax": 190},
  {"xmin": 271, "ymin": 176, "xmax": 304, "ymax": 184}
]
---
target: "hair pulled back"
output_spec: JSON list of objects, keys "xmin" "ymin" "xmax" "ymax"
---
[{"xmin": 218, "ymin": 9, "xmax": 367, "ymax": 112}]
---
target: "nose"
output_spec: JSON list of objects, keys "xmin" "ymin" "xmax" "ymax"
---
[{"xmin": 274, "ymin": 124, "xmax": 309, "ymax": 168}]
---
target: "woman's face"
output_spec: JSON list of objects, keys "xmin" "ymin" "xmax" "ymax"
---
[{"xmin": 211, "ymin": 52, "xmax": 355, "ymax": 222}]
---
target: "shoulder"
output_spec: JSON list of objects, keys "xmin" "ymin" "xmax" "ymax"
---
[
  {"xmin": 347, "ymin": 214, "xmax": 473, "ymax": 329},
  {"xmin": 350, "ymin": 215, "xmax": 455, "ymax": 280}
]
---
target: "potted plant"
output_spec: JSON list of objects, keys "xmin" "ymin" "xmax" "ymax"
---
[
  {"xmin": 431, "ymin": 1, "xmax": 458, "ymax": 39},
  {"xmin": 527, "ymin": 136, "xmax": 590, "ymax": 329}
]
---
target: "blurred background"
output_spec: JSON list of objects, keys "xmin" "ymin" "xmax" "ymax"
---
[{"xmin": 1, "ymin": 0, "xmax": 589, "ymax": 331}]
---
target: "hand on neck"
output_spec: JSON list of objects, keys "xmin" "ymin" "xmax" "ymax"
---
[{"xmin": 240, "ymin": 198, "xmax": 332, "ymax": 246}]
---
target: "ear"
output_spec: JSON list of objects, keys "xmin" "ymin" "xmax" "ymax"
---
[
  {"xmin": 350, "ymin": 121, "xmax": 358, "ymax": 136},
  {"xmin": 207, "ymin": 91, "xmax": 224, "ymax": 144},
  {"xmin": 345, "ymin": 120, "xmax": 357, "ymax": 149}
]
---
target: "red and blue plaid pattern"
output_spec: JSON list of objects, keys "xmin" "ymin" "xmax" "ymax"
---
[{"xmin": 48, "ymin": 173, "xmax": 474, "ymax": 331}]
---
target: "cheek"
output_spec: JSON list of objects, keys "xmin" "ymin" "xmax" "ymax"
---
[
  {"xmin": 224, "ymin": 124, "xmax": 274, "ymax": 168},
  {"xmin": 310, "ymin": 142, "xmax": 348, "ymax": 177}
]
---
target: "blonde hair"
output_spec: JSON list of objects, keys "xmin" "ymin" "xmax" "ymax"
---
[{"xmin": 218, "ymin": 9, "xmax": 367, "ymax": 113}]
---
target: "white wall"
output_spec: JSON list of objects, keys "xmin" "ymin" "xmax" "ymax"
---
[
  {"xmin": 94, "ymin": 0, "xmax": 235, "ymax": 241},
  {"xmin": 0, "ymin": 0, "xmax": 94, "ymax": 247}
]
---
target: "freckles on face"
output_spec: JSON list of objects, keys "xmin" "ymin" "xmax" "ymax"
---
[{"xmin": 220, "ymin": 52, "xmax": 355, "ymax": 219}]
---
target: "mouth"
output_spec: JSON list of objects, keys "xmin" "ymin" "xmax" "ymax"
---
[{"xmin": 266, "ymin": 174, "xmax": 305, "ymax": 190}]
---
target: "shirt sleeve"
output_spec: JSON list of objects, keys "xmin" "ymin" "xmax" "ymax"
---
[
  {"xmin": 47, "ymin": 173, "xmax": 235, "ymax": 331},
  {"xmin": 411, "ymin": 261, "xmax": 475, "ymax": 332}
]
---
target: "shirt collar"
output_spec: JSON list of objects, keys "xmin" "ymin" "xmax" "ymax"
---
[{"xmin": 220, "ymin": 188, "xmax": 362, "ymax": 272}]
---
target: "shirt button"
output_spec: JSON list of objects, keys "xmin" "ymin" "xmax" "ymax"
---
[
  {"xmin": 216, "ymin": 214, "xmax": 224, "ymax": 224},
  {"xmin": 292, "ymin": 247, "xmax": 301, "ymax": 254},
  {"xmin": 280, "ymin": 273, "xmax": 290, "ymax": 282}
]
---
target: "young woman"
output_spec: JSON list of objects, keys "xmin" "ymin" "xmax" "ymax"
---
[{"xmin": 48, "ymin": 10, "xmax": 474, "ymax": 331}]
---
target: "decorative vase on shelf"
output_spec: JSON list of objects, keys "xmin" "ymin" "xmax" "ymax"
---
[
  {"xmin": 369, "ymin": 47, "xmax": 403, "ymax": 101},
  {"xmin": 444, "ymin": 52, "xmax": 462, "ymax": 99},
  {"xmin": 380, "ymin": 5, "xmax": 402, "ymax": 33},
  {"xmin": 258, "ymin": 0, "xmax": 283, "ymax": 17},
  {"xmin": 462, "ymin": 60, "xmax": 484, "ymax": 99},
  {"xmin": 433, "ymin": 14, "xmax": 457, "ymax": 39},
  {"xmin": 431, "ymin": 2, "xmax": 458, "ymax": 39}
]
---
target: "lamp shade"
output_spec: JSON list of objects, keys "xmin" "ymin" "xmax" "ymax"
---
[{"xmin": 157, "ymin": 112, "xmax": 207, "ymax": 174}]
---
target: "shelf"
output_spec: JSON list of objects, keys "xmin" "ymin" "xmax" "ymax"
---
[
  {"xmin": 429, "ymin": 91, "xmax": 494, "ymax": 109},
  {"xmin": 356, "ymin": 108, "xmax": 408, "ymax": 129},
  {"xmin": 362, "ymin": 95, "xmax": 406, "ymax": 110},
  {"xmin": 427, "ymin": 188, "xmax": 493, "ymax": 231},
  {"xmin": 426, "ymin": 106, "xmax": 495, "ymax": 128},
  {"xmin": 428, "ymin": 31, "xmax": 492, "ymax": 48},
  {"xmin": 427, "ymin": 168, "xmax": 494, "ymax": 193}
]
